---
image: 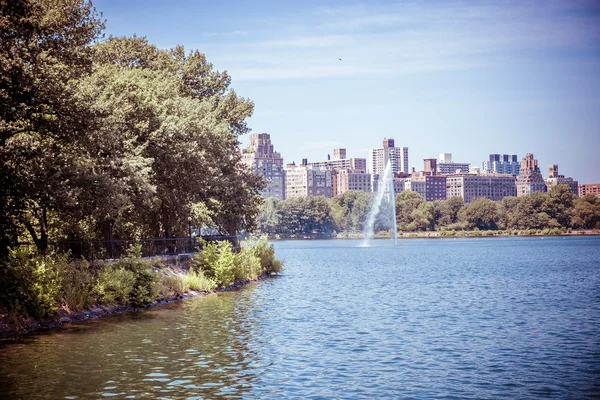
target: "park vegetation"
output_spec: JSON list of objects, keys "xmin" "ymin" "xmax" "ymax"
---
[
  {"xmin": 256, "ymin": 185, "xmax": 600, "ymax": 238},
  {"xmin": 0, "ymin": 238, "xmax": 281, "ymax": 320},
  {"xmin": 0, "ymin": 0, "xmax": 264, "ymax": 258},
  {"xmin": 0, "ymin": 1, "xmax": 282, "ymax": 325}
]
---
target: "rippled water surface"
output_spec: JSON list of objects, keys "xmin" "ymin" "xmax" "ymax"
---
[{"xmin": 1, "ymin": 237, "xmax": 600, "ymax": 399}]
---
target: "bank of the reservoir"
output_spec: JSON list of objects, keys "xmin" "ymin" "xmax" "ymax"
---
[{"xmin": 0, "ymin": 238, "xmax": 282, "ymax": 340}]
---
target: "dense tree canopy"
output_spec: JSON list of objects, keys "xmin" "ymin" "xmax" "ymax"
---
[{"xmin": 0, "ymin": 1, "xmax": 264, "ymax": 255}]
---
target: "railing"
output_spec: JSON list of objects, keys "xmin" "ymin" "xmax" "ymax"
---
[{"xmin": 44, "ymin": 235, "xmax": 237, "ymax": 260}]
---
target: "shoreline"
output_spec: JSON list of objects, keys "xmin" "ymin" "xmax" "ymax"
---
[
  {"xmin": 0, "ymin": 273, "xmax": 273, "ymax": 341},
  {"xmin": 264, "ymin": 229, "xmax": 600, "ymax": 241}
]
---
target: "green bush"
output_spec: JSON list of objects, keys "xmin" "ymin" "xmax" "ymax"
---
[
  {"xmin": 0, "ymin": 247, "xmax": 63, "ymax": 319},
  {"xmin": 252, "ymin": 237, "xmax": 283, "ymax": 274},
  {"xmin": 234, "ymin": 245, "xmax": 262, "ymax": 280},
  {"xmin": 192, "ymin": 241, "xmax": 236, "ymax": 287},
  {"xmin": 160, "ymin": 273, "xmax": 189, "ymax": 298},
  {"xmin": 60, "ymin": 258, "xmax": 95, "ymax": 311},
  {"xmin": 112, "ymin": 258, "xmax": 159, "ymax": 307},
  {"xmin": 92, "ymin": 265, "xmax": 136, "ymax": 305},
  {"xmin": 182, "ymin": 270, "xmax": 216, "ymax": 291}
]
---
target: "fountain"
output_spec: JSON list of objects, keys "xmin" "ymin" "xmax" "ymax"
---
[{"xmin": 363, "ymin": 161, "xmax": 398, "ymax": 245}]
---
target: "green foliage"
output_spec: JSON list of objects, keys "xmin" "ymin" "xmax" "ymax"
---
[
  {"xmin": 92, "ymin": 265, "xmax": 137, "ymax": 305},
  {"xmin": 1, "ymin": 6, "xmax": 264, "ymax": 254},
  {"xmin": 191, "ymin": 237, "xmax": 282, "ymax": 288},
  {"xmin": 463, "ymin": 198, "xmax": 501, "ymax": 230},
  {"xmin": 182, "ymin": 270, "xmax": 216, "ymax": 292},
  {"xmin": 251, "ymin": 237, "xmax": 283, "ymax": 274},
  {"xmin": 112, "ymin": 257, "xmax": 160, "ymax": 307},
  {"xmin": 192, "ymin": 241, "xmax": 236, "ymax": 287},
  {"xmin": 59, "ymin": 259, "xmax": 95, "ymax": 311},
  {"xmin": 0, "ymin": 247, "xmax": 64, "ymax": 318},
  {"xmin": 234, "ymin": 246, "xmax": 263, "ymax": 280},
  {"xmin": 160, "ymin": 274, "xmax": 189, "ymax": 298}
]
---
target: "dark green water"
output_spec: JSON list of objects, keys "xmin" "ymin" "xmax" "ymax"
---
[{"xmin": 1, "ymin": 236, "xmax": 599, "ymax": 399}]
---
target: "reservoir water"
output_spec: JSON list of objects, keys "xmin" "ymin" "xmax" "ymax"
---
[{"xmin": 1, "ymin": 236, "xmax": 599, "ymax": 399}]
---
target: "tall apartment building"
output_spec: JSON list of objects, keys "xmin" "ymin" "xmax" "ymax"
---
[
  {"xmin": 437, "ymin": 153, "xmax": 470, "ymax": 175},
  {"xmin": 446, "ymin": 173, "xmax": 516, "ymax": 203},
  {"xmin": 544, "ymin": 165, "xmax": 578, "ymax": 195},
  {"xmin": 516, "ymin": 153, "xmax": 546, "ymax": 197},
  {"xmin": 579, "ymin": 184, "xmax": 600, "ymax": 197},
  {"xmin": 404, "ymin": 172, "xmax": 447, "ymax": 201},
  {"xmin": 369, "ymin": 138, "xmax": 409, "ymax": 175},
  {"xmin": 332, "ymin": 169, "xmax": 372, "ymax": 196},
  {"xmin": 483, "ymin": 154, "xmax": 520, "ymax": 176},
  {"xmin": 372, "ymin": 174, "xmax": 406, "ymax": 194},
  {"xmin": 284, "ymin": 163, "xmax": 332, "ymax": 199},
  {"xmin": 242, "ymin": 133, "xmax": 285, "ymax": 200},
  {"xmin": 307, "ymin": 148, "xmax": 367, "ymax": 172}
]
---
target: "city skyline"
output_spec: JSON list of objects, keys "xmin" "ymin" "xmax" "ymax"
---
[{"xmin": 95, "ymin": 0, "xmax": 600, "ymax": 183}]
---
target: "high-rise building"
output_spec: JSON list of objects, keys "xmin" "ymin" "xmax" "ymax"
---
[
  {"xmin": 404, "ymin": 172, "xmax": 447, "ymax": 201},
  {"xmin": 439, "ymin": 153, "xmax": 452, "ymax": 163},
  {"xmin": 436, "ymin": 153, "xmax": 470, "ymax": 175},
  {"xmin": 579, "ymin": 183, "xmax": 600, "ymax": 197},
  {"xmin": 242, "ymin": 133, "xmax": 285, "ymax": 200},
  {"xmin": 333, "ymin": 148, "xmax": 346, "ymax": 160},
  {"xmin": 307, "ymin": 148, "xmax": 367, "ymax": 172},
  {"xmin": 369, "ymin": 138, "xmax": 409, "ymax": 175},
  {"xmin": 483, "ymin": 154, "xmax": 520, "ymax": 176},
  {"xmin": 332, "ymin": 169, "xmax": 372, "ymax": 196},
  {"xmin": 516, "ymin": 153, "xmax": 546, "ymax": 196},
  {"xmin": 284, "ymin": 164, "xmax": 332, "ymax": 199},
  {"xmin": 548, "ymin": 165, "xmax": 559, "ymax": 179},
  {"xmin": 446, "ymin": 173, "xmax": 516, "ymax": 203},
  {"xmin": 544, "ymin": 165, "xmax": 578, "ymax": 194},
  {"xmin": 423, "ymin": 158, "xmax": 437, "ymax": 175}
]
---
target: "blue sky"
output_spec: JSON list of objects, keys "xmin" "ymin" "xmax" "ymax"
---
[{"xmin": 94, "ymin": 0, "xmax": 600, "ymax": 182}]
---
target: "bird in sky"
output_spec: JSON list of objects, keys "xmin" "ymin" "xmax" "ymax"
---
[{"xmin": 338, "ymin": 58, "xmax": 342, "ymax": 61}]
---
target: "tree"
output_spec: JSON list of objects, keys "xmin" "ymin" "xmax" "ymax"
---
[
  {"xmin": 511, "ymin": 192, "xmax": 556, "ymax": 230},
  {"xmin": 330, "ymin": 191, "xmax": 372, "ymax": 232},
  {"xmin": 0, "ymin": 0, "xmax": 104, "ymax": 254},
  {"xmin": 545, "ymin": 185, "xmax": 576, "ymax": 228},
  {"xmin": 395, "ymin": 191, "xmax": 424, "ymax": 231},
  {"xmin": 463, "ymin": 198, "xmax": 500, "ymax": 230},
  {"xmin": 571, "ymin": 194, "xmax": 600, "ymax": 229},
  {"xmin": 437, "ymin": 196, "xmax": 465, "ymax": 227},
  {"xmin": 257, "ymin": 198, "xmax": 282, "ymax": 236}
]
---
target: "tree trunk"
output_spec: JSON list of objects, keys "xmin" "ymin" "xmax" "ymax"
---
[{"xmin": 24, "ymin": 207, "xmax": 48, "ymax": 255}]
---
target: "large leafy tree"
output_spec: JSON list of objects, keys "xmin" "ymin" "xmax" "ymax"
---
[
  {"xmin": 1, "ymin": 7, "xmax": 264, "ymax": 255},
  {"xmin": 83, "ymin": 36, "xmax": 263, "ymax": 238},
  {"xmin": 0, "ymin": 0, "xmax": 103, "ymax": 254}
]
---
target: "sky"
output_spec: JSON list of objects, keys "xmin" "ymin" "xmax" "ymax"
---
[{"xmin": 94, "ymin": 0, "xmax": 600, "ymax": 182}]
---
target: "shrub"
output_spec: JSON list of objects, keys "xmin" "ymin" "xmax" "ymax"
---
[
  {"xmin": 92, "ymin": 265, "xmax": 136, "ymax": 305},
  {"xmin": 60, "ymin": 258, "xmax": 95, "ymax": 311},
  {"xmin": 192, "ymin": 241, "xmax": 236, "ymax": 288},
  {"xmin": 107, "ymin": 242, "xmax": 160, "ymax": 306},
  {"xmin": 234, "ymin": 245, "xmax": 262, "ymax": 280},
  {"xmin": 0, "ymin": 247, "xmax": 63, "ymax": 319},
  {"xmin": 182, "ymin": 270, "xmax": 216, "ymax": 292},
  {"xmin": 252, "ymin": 237, "xmax": 283, "ymax": 274},
  {"xmin": 160, "ymin": 273, "xmax": 189, "ymax": 298}
]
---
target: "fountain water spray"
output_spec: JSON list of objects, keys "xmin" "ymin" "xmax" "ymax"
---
[{"xmin": 363, "ymin": 161, "xmax": 398, "ymax": 245}]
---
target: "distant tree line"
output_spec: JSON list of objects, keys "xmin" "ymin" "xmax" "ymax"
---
[
  {"xmin": 256, "ymin": 186, "xmax": 600, "ymax": 238},
  {"xmin": 0, "ymin": 0, "xmax": 264, "ymax": 257}
]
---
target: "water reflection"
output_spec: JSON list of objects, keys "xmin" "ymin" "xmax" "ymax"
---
[{"xmin": 0, "ymin": 284, "xmax": 264, "ymax": 399}]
